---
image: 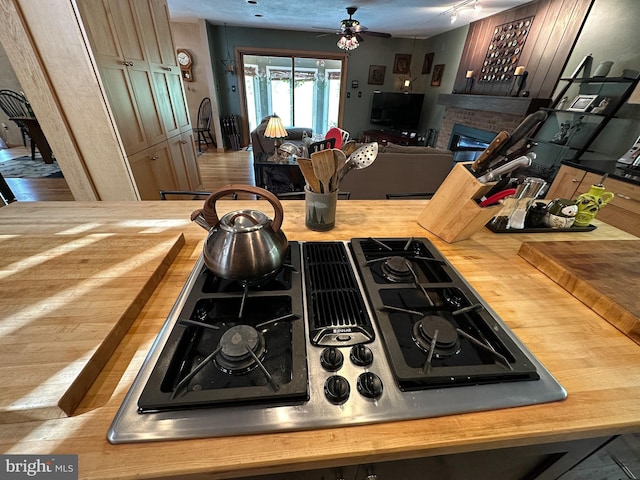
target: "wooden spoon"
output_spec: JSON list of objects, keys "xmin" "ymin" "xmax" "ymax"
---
[
  {"xmin": 311, "ymin": 149, "xmax": 336, "ymax": 193},
  {"xmin": 341, "ymin": 140, "xmax": 358, "ymax": 156},
  {"xmin": 296, "ymin": 158, "xmax": 321, "ymax": 193}
]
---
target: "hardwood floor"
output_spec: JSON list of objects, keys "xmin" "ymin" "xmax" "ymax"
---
[{"xmin": 0, "ymin": 147, "xmax": 256, "ymax": 203}]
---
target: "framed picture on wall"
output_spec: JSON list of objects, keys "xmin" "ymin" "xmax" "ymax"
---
[
  {"xmin": 393, "ymin": 54, "xmax": 411, "ymax": 74},
  {"xmin": 368, "ymin": 65, "xmax": 386, "ymax": 85},
  {"xmin": 422, "ymin": 52, "xmax": 434, "ymax": 74},
  {"xmin": 431, "ymin": 64, "xmax": 445, "ymax": 86}
]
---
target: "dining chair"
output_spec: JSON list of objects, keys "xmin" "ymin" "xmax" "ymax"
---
[
  {"xmin": 277, "ymin": 191, "xmax": 351, "ymax": 200},
  {"xmin": 193, "ymin": 97, "xmax": 216, "ymax": 153},
  {"xmin": 0, "ymin": 89, "xmax": 35, "ymax": 160},
  {"xmin": 385, "ymin": 192, "xmax": 434, "ymax": 199},
  {"xmin": 159, "ymin": 190, "xmax": 238, "ymax": 200}
]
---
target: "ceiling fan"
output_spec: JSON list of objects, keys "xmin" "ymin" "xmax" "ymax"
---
[{"xmin": 317, "ymin": 7, "xmax": 392, "ymax": 50}]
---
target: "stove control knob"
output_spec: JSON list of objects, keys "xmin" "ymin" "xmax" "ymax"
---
[
  {"xmin": 320, "ymin": 347, "xmax": 344, "ymax": 371},
  {"xmin": 324, "ymin": 375, "xmax": 350, "ymax": 404},
  {"xmin": 357, "ymin": 372, "xmax": 383, "ymax": 399},
  {"xmin": 350, "ymin": 344, "xmax": 374, "ymax": 367}
]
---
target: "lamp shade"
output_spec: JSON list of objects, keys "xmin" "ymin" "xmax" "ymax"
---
[
  {"xmin": 337, "ymin": 35, "xmax": 359, "ymax": 51},
  {"xmin": 264, "ymin": 115, "xmax": 288, "ymax": 139}
]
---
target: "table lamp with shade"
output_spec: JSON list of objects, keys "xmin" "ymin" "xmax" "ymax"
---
[{"xmin": 264, "ymin": 114, "xmax": 288, "ymax": 159}]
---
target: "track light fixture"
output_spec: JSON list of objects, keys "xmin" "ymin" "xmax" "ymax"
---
[{"xmin": 441, "ymin": 0, "xmax": 479, "ymax": 23}]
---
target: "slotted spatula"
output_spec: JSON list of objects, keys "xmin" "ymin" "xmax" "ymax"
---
[
  {"xmin": 311, "ymin": 149, "xmax": 336, "ymax": 193},
  {"xmin": 339, "ymin": 142, "xmax": 379, "ymax": 182}
]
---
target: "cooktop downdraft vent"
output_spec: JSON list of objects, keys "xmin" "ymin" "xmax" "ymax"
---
[{"xmin": 303, "ymin": 242, "xmax": 374, "ymax": 346}]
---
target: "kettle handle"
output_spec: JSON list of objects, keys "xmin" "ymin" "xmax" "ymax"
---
[{"xmin": 190, "ymin": 185, "xmax": 285, "ymax": 233}]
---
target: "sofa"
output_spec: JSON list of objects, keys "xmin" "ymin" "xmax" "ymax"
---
[
  {"xmin": 250, "ymin": 116, "xmax": 312, "ymax": 156},
  {"xmin": 339, "ymin": 143, "xmax": 454, "ymax": 200}
]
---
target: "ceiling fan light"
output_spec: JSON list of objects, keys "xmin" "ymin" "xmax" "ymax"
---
[{"xmin": 337, "ymin": 35, "xmax": 359, "ymax": 51}]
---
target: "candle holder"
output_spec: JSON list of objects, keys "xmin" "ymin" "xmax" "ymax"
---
[
  {"xmin": 510, "ymin": 69, "xmax": 527, "ymax": 97},
  {"xmin": 464, "ymin": 71, "xmax": 474, "ymax": 94}
]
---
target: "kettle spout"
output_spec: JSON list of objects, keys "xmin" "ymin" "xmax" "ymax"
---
[{"xmin": 190, "ymin": 209, "xmax": 212, "ymax": 231}]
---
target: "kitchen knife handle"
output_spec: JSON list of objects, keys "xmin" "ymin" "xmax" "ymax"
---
[
  {"xmin": 495, "ymin": 110, "xmax": 548, "ymax": 157},
  {"xmin": 472, "ymin": 130, "xmax": 510, "ymax": 173}
]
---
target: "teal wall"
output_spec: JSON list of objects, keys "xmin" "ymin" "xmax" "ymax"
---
[
  {"xmin": 559, "ymin": 0, "xmax": 640, "ymax": 160},
  {"xmin": 206, "ymin": 23, "xmax": 469, "ymax": 140}
]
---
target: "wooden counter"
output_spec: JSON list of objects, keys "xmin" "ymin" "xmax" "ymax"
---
[{"xmin": 1, "ymin": 200, "xmax": 639, "ymax": 480}]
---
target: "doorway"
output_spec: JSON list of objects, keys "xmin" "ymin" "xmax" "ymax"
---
[{"xmin": 238, "ymin": 49, "xmax": 347, "ymax": 136}]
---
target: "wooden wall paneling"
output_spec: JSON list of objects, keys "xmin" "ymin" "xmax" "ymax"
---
[
  {"xmin": 511, "ymin": 1, "xmax": 553, "ymax": 90},
  {"xmin": 453, "ymin": 0, "xmax": 593, "ymax": 100},
  {"xmin": 526, "ymin": 0, "xmax": 595, "ymax": 98},
  {"xmin": 507, "ymin": 1, "xmax": 542, "ymax": 88},
  {"xmin": 457, "ymin": 18, "xmax": 492, "ymax": 93}
]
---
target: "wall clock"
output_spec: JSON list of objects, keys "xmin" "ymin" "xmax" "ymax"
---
[{"xmin": 176, "ymin": 48, "xmax": 193, "ymax": 82}]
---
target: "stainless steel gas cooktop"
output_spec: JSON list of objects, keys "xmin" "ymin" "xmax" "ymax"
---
[{"xmin": 108, "ymin": 238, "xmax": 566, "ymax": 444}]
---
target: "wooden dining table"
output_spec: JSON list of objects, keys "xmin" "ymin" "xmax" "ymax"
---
[{"xmin": 9, "ymin": 115, "xmax": 55, "ymax": 164}]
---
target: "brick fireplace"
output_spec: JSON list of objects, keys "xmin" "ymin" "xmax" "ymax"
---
[
  {"xmin": 436, "ymin": 107, "xmax": 526, "ymax": 151},
  {"xmin": 435, "ymin": 94, "xmax": 552, "ymax": 154}
]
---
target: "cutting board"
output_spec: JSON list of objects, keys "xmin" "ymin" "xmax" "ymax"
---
[
  {"xmin": 519, "ymin": 240, "xmax": 640, "ymax": 346},
  {"xmin": 0, "ymin": 233, "xmax": 184, "ymax": 422}
]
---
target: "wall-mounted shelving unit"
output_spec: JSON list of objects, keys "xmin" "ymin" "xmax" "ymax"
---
[{"xmin": 528, "ymin": 71, "xmax": 639, "ymax": 168}]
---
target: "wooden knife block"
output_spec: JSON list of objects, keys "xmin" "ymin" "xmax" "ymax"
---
[{"xmin": 417, "ymin": 163, "xmax": 502, "ymax": 243}]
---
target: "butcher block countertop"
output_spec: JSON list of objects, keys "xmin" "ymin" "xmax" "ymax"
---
[{"xmin": 1, "ymin": 200, "xmax": 639, "ymax": 480}]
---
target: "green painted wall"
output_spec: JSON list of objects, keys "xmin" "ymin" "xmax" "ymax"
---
[
  {"xmin": 206, "ymin": 23, "xmax": 469, "ymax": 140},
  {"xmin": 559, "ymin": 0, "xmax": 640, "ymax": 160}
]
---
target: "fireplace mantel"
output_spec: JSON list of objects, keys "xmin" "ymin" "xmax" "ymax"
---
[{"xmin": 437, "ymin": 94, "xmax": 551, "ymax": 116}]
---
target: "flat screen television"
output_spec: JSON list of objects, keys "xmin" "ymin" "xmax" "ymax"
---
[{"xmin": 370, "ymin": 92, "xmax": 425, "ymax": 130}]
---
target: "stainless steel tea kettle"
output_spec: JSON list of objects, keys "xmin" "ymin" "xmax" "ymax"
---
[{"xmin": 190, "ymin": 185, "xmax": 288, "ymax": 282}]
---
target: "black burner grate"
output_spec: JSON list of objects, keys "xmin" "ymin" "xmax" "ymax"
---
[{"xmin": 303, "ymin": 242, "xmax": 374, "ymax": 346}]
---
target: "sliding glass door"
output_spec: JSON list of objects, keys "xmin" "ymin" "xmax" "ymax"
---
[{"xmin": 240, "ymin": 52, "xmax": 345, "ymax": 135}]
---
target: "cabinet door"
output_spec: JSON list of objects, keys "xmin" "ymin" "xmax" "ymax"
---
[
  {"xmin": 180, "ymin": 130, "xmax": 201, "ymax": 189},
  {"xmin": 138, "ymin": 0, "xmax": 190, "ymax": 137},
  {"xmin": 127, "ymin": 64, "xmax": 166, "ymax": 147},
  {"xmin": 98, "ymin": 66, "xmax": 148, "ymax": 154},
  {"xmin": 128, "ymin": 142, "xmax": 178, "ymax": 200},
  {"xmin": 167, "ymin": 131, "xmax": 201, "ymax": 191},
  {"xmin": 108, "ymin": 0, "xmax": 146, "ymax": 63},
  {"xmin": 78, "ymin": 0, "xmax": 166, "ymax": 153},
  {"xmin": 577, "ymin": 173, "xmax": 640, "ymax": 236},
  {"xmin": 134, "ymin": 0, "xmax": 177, "ymax": 68},
  {"xmin": 545, "ymin": 165, "xmax": 586, "ymax": 200},
  {"xmin": 153, "ymin": 70, "xmax": 190, "ymax": 138}
]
